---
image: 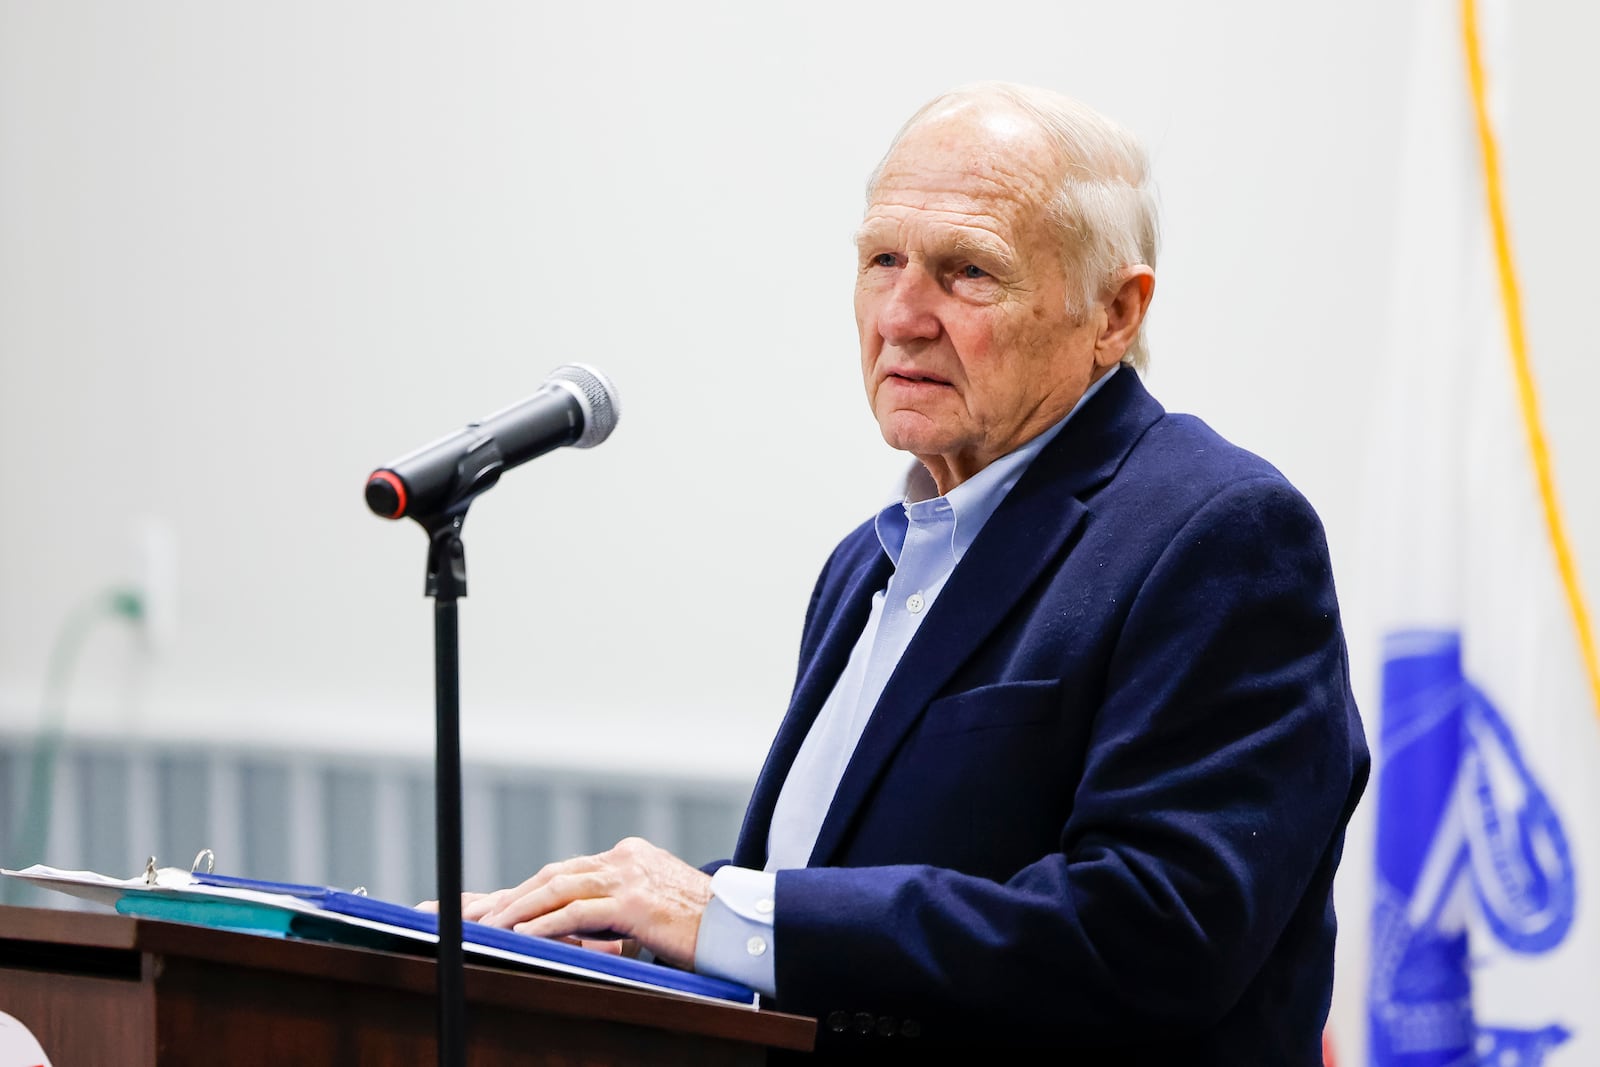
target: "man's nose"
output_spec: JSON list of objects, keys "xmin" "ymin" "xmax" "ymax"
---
[{"xmin": 876, "ymin": 267, "xmax": 942, "ymax": 346}]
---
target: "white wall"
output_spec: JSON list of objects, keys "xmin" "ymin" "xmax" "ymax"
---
[{"xmin": 4, "ymin": 0, "xmax": 1599, "ymax": 1056}]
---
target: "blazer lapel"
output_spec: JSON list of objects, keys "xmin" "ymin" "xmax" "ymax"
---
[
  {"xmin": 732, "ymin": 541, "xmax": 894, "ymax": 868},
  {"xmin": 806, "ymin": 369, "xmax": 1166, "ymax": 867}
]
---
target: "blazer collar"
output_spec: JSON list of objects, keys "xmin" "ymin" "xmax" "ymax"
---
[
  {"xmin": 733, "ymin": 368, "xmax": 1165, "ymax": 869},
  {"xmin": 805, "ymin": 368, "xmax": 1166, "ymax": 866}
]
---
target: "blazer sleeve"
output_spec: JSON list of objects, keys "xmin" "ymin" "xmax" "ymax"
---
[{"xmin": 768, "ymin": 475, "xmax": 1366, "ymax": 1045}]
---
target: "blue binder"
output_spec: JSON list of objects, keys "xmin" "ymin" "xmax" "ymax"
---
[{"xmin": 121, "ymin": 871, "xmax": 756, "ymax": 1006}]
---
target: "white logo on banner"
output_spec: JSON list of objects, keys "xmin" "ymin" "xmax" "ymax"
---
[{"xmin": 0, "ymin": 1013, "xmax": 51, "ymax": 1067}]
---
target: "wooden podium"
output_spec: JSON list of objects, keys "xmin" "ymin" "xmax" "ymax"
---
[{"xmin": 0, "ymin": 905, "xmax": 814, "ymax": 1065}]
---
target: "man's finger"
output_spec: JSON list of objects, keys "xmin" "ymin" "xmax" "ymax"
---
[
  {"xmin": 480, "ymin": 869, "xmax": 612, "ymax": 928},
  {"xmin": 421, "ymin": 891, "xmax": 492, "ymax": 916},
  {"xmin": 462, "ymin": 890, "xmax": 507, "ymax": 922},
  {"xmin": 513, "ymin": 896, "xmax": 621, "ymax": 941}
]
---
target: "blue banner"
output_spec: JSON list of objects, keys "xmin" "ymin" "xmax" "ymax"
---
[{"xmin": 1370, "ymin": 630, "xmax": 1575, "ymax": 1066}]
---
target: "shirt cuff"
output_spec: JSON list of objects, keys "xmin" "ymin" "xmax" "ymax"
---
[{"xmin": 693, "ymin": 865, "xmax": 778, "ymax": 997}]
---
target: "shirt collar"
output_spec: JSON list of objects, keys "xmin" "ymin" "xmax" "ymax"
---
[{"xmin": 874, "ymin": 365, "xmax": 1121, "ymax": 566}]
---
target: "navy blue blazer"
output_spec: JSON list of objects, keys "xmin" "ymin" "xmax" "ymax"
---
[{"xmin": 726, "ymin": 369, "xmax": 1369, "ymax": 1063}]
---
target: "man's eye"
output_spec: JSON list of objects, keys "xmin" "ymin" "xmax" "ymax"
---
[
  {"xmin": 960, "ymin": 264, "xmax": 989, "ymax": 279},
  {"xmin": 873, "ymin": 252, "xmax": 899, "ymax": 267}
]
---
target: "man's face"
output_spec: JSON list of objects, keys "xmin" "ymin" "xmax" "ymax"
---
[{"xmin": 855, "ymin": 107, "xmax": 1109, "ymax": 493}]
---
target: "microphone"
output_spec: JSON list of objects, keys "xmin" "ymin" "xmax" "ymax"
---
[{"xmin": 365, "ymin": 363, "xmax": 620, "ymax": 521}]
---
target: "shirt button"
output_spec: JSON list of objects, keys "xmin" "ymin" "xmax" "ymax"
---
[
  {"xmin": 745, "ymin": 935, "xmax": 768, "ymax": 957},
  {"xmin": 905, "ymin": 592, "xmax": 925, "ymax": 614},
  {"xmin": 755, "ymin": 897, "xmax": 775, "ymax": 915}
]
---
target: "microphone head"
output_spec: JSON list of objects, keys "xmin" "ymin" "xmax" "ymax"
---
[{"xmin": 548, "ymin": 363, "xmax": 620, "ymax": 448}]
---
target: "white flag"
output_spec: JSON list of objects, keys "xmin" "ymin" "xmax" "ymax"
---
[{"xmin": 1364, "ymin": 1, "xmax": 1600, "ymax": 1065}]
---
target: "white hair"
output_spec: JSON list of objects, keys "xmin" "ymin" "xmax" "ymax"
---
[{"xmin": 868, "ymin": 82, "xmax": 1160, "ymax": 370}]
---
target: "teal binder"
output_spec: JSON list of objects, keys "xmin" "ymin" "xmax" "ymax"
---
[{"xmin": 114, "ymin": 894, "xmax": 411, "ymax": 953}]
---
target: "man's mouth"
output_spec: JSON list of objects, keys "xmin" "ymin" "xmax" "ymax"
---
[{"xmin": 887, "ymin": 370, "xmax": 951, "ymax": 386}]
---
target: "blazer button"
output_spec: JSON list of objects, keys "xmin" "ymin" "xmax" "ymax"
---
[
  {"xmin": 826, "ymin": 1010, "xmax": 849, "ymax": 1033},
  {"xmin": 876, "ymin": 1016, "xmax": 897, "ymax": 1037},
  {"xmin": 854, "ymin": 1012, "xmax": 875, "ymax": 1035},
  {"xmin": 900, "ymin": 1019, "xmax": 922, "ymax": 1039}
]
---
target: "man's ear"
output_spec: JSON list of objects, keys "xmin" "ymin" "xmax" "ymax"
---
[{"xmin": 1095, "ymin": 266, "xmax": 1155, "ymax": 368}]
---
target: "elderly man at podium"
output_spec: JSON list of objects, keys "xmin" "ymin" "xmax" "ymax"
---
[{"xmin": 461, "ymin": 82, "xmax": 1369, "ymax": 1063}]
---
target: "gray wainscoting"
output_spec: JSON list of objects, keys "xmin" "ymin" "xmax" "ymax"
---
[{"xmin": 0, "ymin": 734, "xmax": 751, "ymax": 910}]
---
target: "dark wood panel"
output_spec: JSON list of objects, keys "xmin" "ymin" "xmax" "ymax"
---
[
  {"xmin": 0, "ymin": 906, "xmax": 141, "ymax": 953},
  {"xmin": 0, "ymin": 967, "xmax": 154, "ymax": 1066},
  {"xmin": 153, "ymin": 956, "xmax": 765, "ymax": 1066}
]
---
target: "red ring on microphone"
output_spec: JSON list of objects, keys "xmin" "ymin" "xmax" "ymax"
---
[{"xmin": 369, "ymin": 469, "xmax": 407, "ymax": 518}]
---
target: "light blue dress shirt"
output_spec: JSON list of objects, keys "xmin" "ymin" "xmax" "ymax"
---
[{"xmin": 693, "ymin": 368, "xmax": 1119, "ymax": 997}]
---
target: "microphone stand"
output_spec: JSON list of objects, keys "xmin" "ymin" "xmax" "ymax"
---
[
  {"xmin": 372, "ymin": 424, "xmax": 509, "ymax": 1067},
  {"xmin": 422, "ymin": 508, "xmax": 470, "ymax": 1067},
  {"xmin": 367, "ymin": 366, "xmax": 616, "ymax": 1065}
]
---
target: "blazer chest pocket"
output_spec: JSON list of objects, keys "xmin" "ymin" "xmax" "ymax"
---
[{"xmin": 919, "ymin": 679, "xmax": 1063, "ymax": 738}]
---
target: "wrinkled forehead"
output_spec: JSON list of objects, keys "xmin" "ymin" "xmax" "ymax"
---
[
  {"xmin": 861, "ymin": 107, "xmax": 1061, "ymax": 248},
  {"xmin": 867, "ymin": 105, "xmax": 1061, "ymax": 218}
]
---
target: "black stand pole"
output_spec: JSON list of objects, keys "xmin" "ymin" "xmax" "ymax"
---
[{"xmin": 425, "ymin": 514, "xmax": 469, "ymax": 1067}]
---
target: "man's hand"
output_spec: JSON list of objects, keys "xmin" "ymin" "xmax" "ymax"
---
[{"xmin": 460, "ymin": 837, "xmax": 712, "ymax": 970}]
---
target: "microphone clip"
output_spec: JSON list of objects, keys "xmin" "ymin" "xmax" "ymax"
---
[{"xmin": 423, "ymin": 511, "xmax": 470, "ymax": 602}]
